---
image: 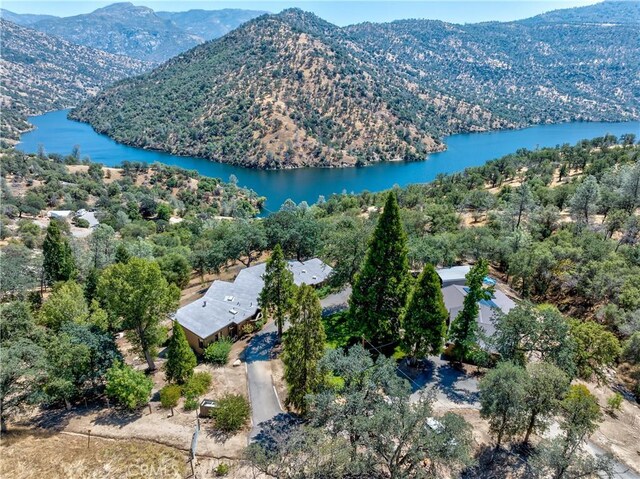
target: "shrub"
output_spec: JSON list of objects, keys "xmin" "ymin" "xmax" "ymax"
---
[
  {"xmin": 204, "ymin": 339, "xmax": 233, "ymax": 365},
  {"xmin": 210, "ymin": 394, "xmax": 250, "ymax": 433},
  {"xmin": 607, "ymin": 392, "xmax": 623, "ymax": 412},
  {"xmin": 184, "ymin": 397, "xmax": 199, "ymax": 411},
  {"xmin": 105, "ymin": 362, "xmax": 153, "ymax": 410},
  {"xmin": 241, "ymin": 323, "xmax": 254, "ymax": 336},
  {"xmin": 183, "ymin": 371, "xmax": 212, "ymax": 399},
  {"xmin": 73, "ymin": 217, "xmax": 90, "ymax": 228},
  {"xmin": 160, "ymin": 385, "xmax": 181, "ymax": 411},
  {"xmin": 215, "ymin": 463, "xmax": 230, "ymax": 476}
]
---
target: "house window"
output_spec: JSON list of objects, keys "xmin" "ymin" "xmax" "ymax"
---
[{"xmin": 198, "ymin": 338, "xmax": 204, "ymax": 349}]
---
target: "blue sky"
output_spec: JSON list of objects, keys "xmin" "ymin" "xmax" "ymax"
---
[{"xmin": 3, "ymin": 0, "xmax": 603, "ymax": 25}]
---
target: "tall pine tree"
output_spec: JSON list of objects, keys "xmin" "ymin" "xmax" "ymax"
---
[
  {"xmin": 349, "ymin": 191, "xmax": 410, "ymax": 348},
  {"xmin": 42, "ymin": 220, "xmax": 76, "ymax": 287},
  {"xmin": 165, "ymin": 321, "xmax": 197, "ymax": 384},
  {"xmin": 259, "ymin": 244, "xmax": 296, "ymax": 339},
  {"xmin": 282, "ymin": 284, "xmax": 326, "ymax": 413},
  {"xmin": 448, "ymin": 259, "xmax": 491, "ymax": 362},
  {"xmin": 401, "ymin": 264, "xmax": 448, "ymax": 362}
]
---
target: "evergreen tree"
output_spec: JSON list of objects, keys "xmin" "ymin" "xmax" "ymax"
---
[
  {"xmin": 448, "ymin": 259, "xmax": 491, "ymax": 362},
  {"xmin": 114, "ymin": 243, "xmax": 131, "ymax": 264},
  {"xmin": 349, "ymin": 191, "xmax": 410, "ymax": 348},
  {"xmin": 42, "ymin": 220, "xmax": 76, "ymax": 286},
  {"xmin": 569, "ymin": 175, "xmax": 600, "ymax": 224},
  {"xmin": 282, "ymin": 285, "xmax": 326, "ymax": 413},
  {"xmin": 259, "ymin": 244, "xmax": 296, "ymax": 339},
  {"xmin": 165, "ymin": 322, "xmax": 197, "ymax": 384},
  {"xmin": 401, "ymin": 264, "xmax": 448, "ymax": 362}
]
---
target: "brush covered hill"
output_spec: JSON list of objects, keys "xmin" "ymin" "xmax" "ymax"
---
[
  {"xmin": 0, "ymin": 19, "xmax": 149, "ymax": 142},
  {"xmin": 70, "ymin": 4, "xmax": 639, "ymax": 169}
]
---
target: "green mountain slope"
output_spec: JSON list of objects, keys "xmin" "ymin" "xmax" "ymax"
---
[
  {"xmin": 70, "ymin": 4, "xmax": 639, "ymax": 169},
  {"xmin": 0, "ymin": 19, "xmax": 150, "ymax": 142}
]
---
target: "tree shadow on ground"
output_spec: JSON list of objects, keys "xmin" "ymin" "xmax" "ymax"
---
[
  {"xmin": 250, "ymin": 413, "xmax": 303, "ymax": 451},
  {"xmin": 462, "ymin": 445, "xmax": 533, "ymax": 479},
  {"xmin": 242, "ymin": 331, "xmax": 278, "ymax": 363},
  {"xmin": 91, "ymin": 407, "xmax": 144, "ymax": 428},
  {"xmin": 435, "ymin": 362, "xmax": 480, "ymax": 405},
  {"xmin": 397, "ymin": 358, "xmax": 436, "ymax": 392},
  {"xmin": 29, "ymin": 403, "xmax": 97, "ymax": 430}
]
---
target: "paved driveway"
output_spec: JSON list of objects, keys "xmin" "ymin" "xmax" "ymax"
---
[{"xmin": 243, "ymin": 288, "xmax": 350, "ymax": 439}]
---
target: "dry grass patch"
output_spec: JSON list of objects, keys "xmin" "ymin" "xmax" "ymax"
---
[{"xmin": 0, "ymin": 429, "xmax": 186, "ymax": 479}]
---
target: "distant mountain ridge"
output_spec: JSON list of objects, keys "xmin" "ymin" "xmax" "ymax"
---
[
  {"xmin": 2, "ymin": 3, "xmax": 267, "ymax": 62},
  {"xmin": 0, "ymin": 19, "xmax": 150, "ymax": 142},
  {"xmin": 156, "ymin": 9, "xmax": 268, "ymax": 41},
  {"xmin": 70, "ymin": 3, "xmax": 639, "ymax": 169}
]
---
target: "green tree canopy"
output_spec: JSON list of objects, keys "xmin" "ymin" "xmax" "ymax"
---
[
  {"xmin": 349, "ymin": 191, "xmax": 410, "ymax": 348},
  {"xmin": 98, "ymin": 258, "xmax": 179, "ymax": 370},
  {"xmin": 105, "ymin": 361, "xmax": 153, "ymax": 410},
  {"xmin": 259, "ymin": 244, "xmax": 296, "ymax": 339},
  {"xmin": 448, "ymin": 259, "xmax": 491, "ymax": 362},
  {"xmin": 479, "ymin": 361, "xmax": 528, "ymax": 449},
  {"xmin": 42, "ymin": 219, "xmax": 76, "ymax": 286},
  {"xmin": 282, "ymin": 284, "xmax": 326, "ymax": 413},
  {"xmin": 165, "ymin": 322, "xmax": 197, "ymax": 384},
  {"xmin": 401, "ymin": 263, "xmax": 448, "ymax": 361}
]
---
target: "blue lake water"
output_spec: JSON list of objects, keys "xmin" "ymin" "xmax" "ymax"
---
[{"xmin": 18, "ymin": 110, "xmax": 639, "ymax": 212}]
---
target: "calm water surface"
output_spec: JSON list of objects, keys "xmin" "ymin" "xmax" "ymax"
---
[{"xmin": 18, "ymin": 110, "xmax": 639, "ymax": 212}]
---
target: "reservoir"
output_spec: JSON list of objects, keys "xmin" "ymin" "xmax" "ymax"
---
[{"xmin": 18, "ymin": 110, "xmax": 639, "ymax": 212}]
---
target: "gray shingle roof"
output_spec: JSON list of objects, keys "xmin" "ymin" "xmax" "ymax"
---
[
  {"xmin": 176, "ymin": 258, "xmax": 332, "ymax": 340},
  {"xmin": 442, "ymin": 284, "xmax": 516, "ymax": 340}
]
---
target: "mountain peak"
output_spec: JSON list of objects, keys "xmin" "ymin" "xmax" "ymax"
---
[{"xmin": 93, "ymin": 2, "xmax": 155, "ymax": 16}]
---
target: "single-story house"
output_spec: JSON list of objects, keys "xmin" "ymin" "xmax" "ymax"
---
[
  {"xmin": 436, "ymin": 265, "xmax": 471, "ymax": 287},
  {"xmin": 75, "ymin": 209, "xmax": 100, "ymax": 228},
  {"xmin": 442, "ymin": 284, "xmax": 516, "ymax": 347},
  {"xmin": 176, "ymin": 258, "xmax": 332, "ymax": 353}
]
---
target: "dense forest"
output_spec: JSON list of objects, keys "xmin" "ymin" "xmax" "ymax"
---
[{"xmin": 70, "ymin": 4, "xmax": 639, "ymax": 168}]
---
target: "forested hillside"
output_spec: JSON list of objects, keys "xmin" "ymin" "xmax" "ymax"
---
[
  {"xmin": 71, "ymin": 4, "xmax": 639, "ymax": 169},
  {"xmin": 0, "ymin": 19, "xmax": 149, "ymax": 142}
]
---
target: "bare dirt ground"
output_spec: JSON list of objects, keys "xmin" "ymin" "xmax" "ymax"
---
[
  {"xmin": 583, "ymin": 381, "xmax": 640, "ymax": 473},
  {"xmin": 19, "ymin": 331, "xmax": 252, "ymax": 462}
]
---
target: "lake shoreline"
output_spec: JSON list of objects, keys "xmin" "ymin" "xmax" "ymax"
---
[{"xmin": 18, "ymin": 110, "xmax": 640, "ymax": 211}]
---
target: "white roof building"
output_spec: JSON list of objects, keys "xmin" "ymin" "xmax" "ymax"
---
[
  {"xmin": 436, "ymin": 265, "xmax": 471, "ymax": 286},
  {"xmin": 48, "ymin": 210, "xmax": 74, "ymax": 220}
]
